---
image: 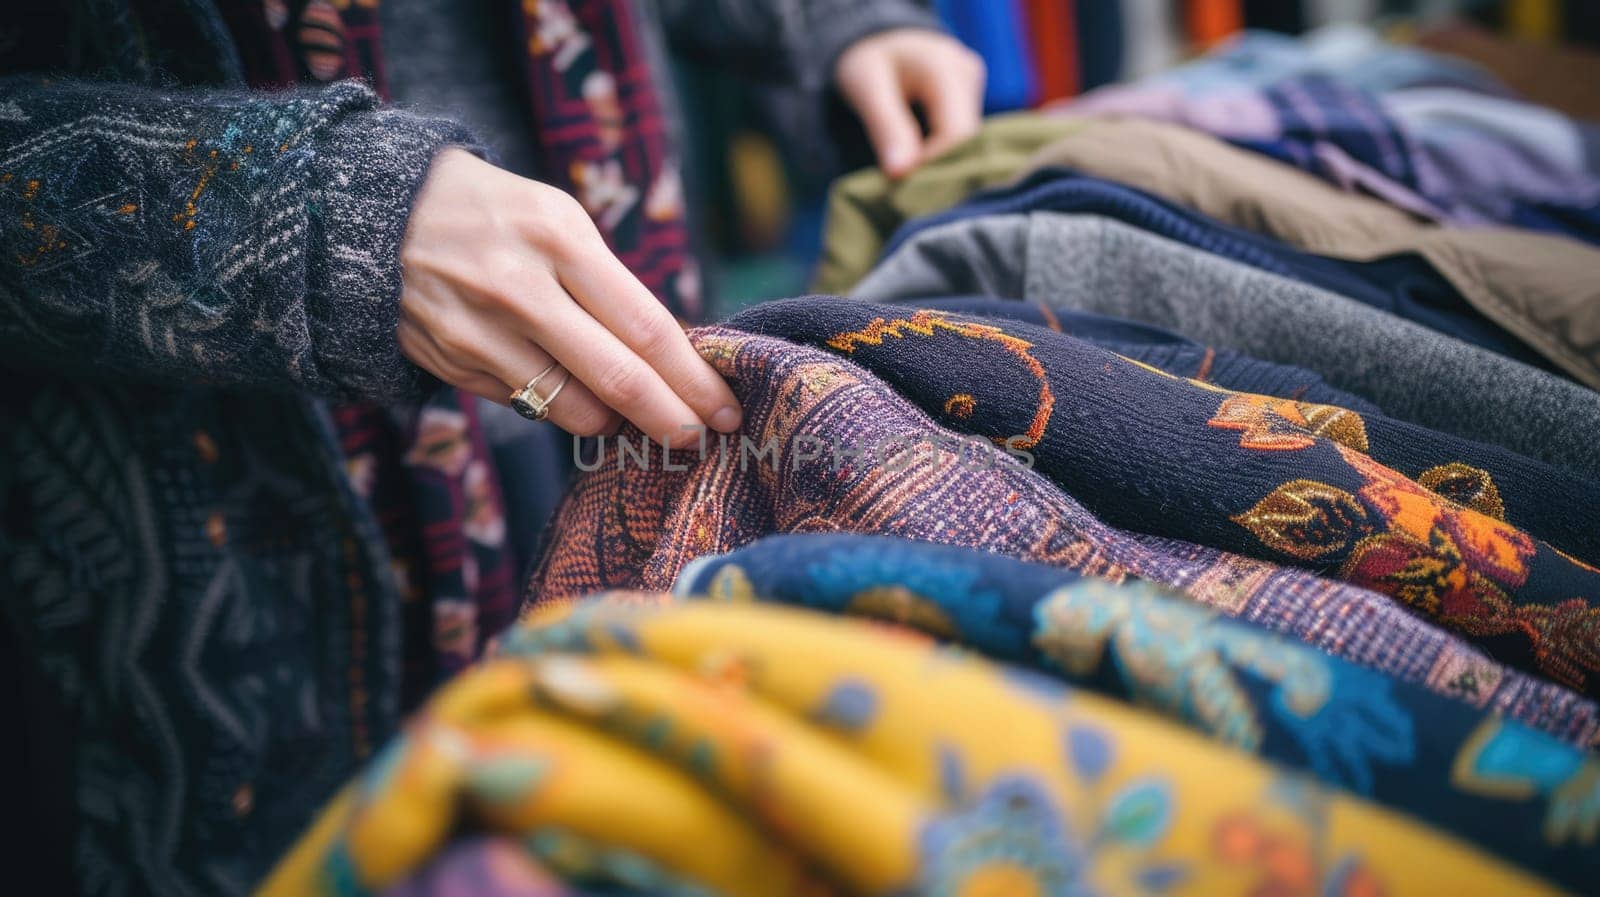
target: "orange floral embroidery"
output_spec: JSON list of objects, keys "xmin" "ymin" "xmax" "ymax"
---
[
  {"xmin": 826, "ymin": 311, "xmax": 1054, "ymax": 449},
  {"xmin": 943, "ymin": 393, "xmax": 977, "ymax": 419},
  {"xmin": 1233, "ymin": 445, "xmax": 1600, "ymax": 689},
  {"xmin": 1208, "ymin": 393, "xmax": 1369, "ymax": 452},
  {"xmin": 1230, "ymin": 479, "xmax": 1377, "ymax": 560},
  {"xmin": 1341, "ymin": 447, "xmax": 1533, "ymax": 588}
]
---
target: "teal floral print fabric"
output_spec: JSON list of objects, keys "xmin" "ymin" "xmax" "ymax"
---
[{"xmin": 675, "ymin": 533, "xmax": 1600, "ymax": 891}]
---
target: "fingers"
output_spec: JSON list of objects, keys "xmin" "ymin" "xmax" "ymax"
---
[
  {"xmin": 473, "ymin": 262, "xmax": 716, "ymax": 445},
  {"xmin": 557, "ymin": 246, "xmax": 742, "ymax": 433},
  {"xmin": 837, "ymin": 49, "xmax": 924, "ymax": 178},
  {"xmin": 399, "ymin": 153, "xmax": 742, "ymax": 442},
  {"xmin": 477, "ymin": 337, "xmax": 623, "ymax": 438},
  {"xmin": 533, "ymin": 306, "xmax": 711, "ymax": 445},
  {"xmin": 400, "ymin": 318, "xmax": 622, "ymax": 437},
  {"xmin": 911, "ymin": 52, "xmax": 985, "ymax": 162}
]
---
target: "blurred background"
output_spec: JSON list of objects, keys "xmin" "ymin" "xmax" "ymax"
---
[{"xmin": 668, "ymin": 0, "xmax": 1600, "ymax": 316}]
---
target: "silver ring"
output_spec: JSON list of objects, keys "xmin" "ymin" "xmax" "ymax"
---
[{"xmin": 510, "ymin": 363, "xmax": 570, "ymax": 421}]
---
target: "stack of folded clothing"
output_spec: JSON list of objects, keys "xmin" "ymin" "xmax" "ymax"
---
[{"xmin": 266, "ymin": 27, "xmax": 1600, "ymax": 897}]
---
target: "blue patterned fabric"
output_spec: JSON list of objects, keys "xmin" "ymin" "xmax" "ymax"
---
[
  {"xmin": 675, "ymin": 533, "xmax": 1600, "ymax": 893},
  {"xmin": 1243, "ymin": 75, "xmax": 1432, "ymax": 206},
  {"xmin": 883, "ymin": 169, "xmax": 1555, "ymax": 371}
]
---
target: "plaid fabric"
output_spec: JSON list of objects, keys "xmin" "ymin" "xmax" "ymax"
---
[
  {"xmin": 526, "ymin": 326, "xmax": 1594, "ymax": 740},
  {"xmin": 1070, "ymin": 45, "xmax": 1600, "ymax": 246},
  {"xmin": 1244, "ymin": 74, "xmax": 1440, "ymax": 215}
]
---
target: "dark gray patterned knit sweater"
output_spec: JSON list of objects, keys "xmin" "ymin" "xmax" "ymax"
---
[
  {"xmin": 0, "ymin": 1, "xmax": 938, "ymax": 895},
  {"xmin": 0, "ymin": 74, "xmax": 472, "ymax": 897},
  {"xmin": 0, "ymin": 77, "xmax": 468, "ymax": 399}
]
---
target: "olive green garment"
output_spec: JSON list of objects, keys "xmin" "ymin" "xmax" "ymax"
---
[
  {"xmin": 811, "ymin": 114, "xmax": 1085, "ymax": 293},
  {"xmin": 1017, "ymin": 116, "xmax": 1600, "ymax": 390}
]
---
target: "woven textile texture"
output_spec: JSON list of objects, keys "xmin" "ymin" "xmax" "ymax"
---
[
  {"xmin": 851, "ymin": 213, "xmax": 1600, "ymax": 485},
  {"xmin": 258, "ymin": 598, "xmax": 1565, "ymax": 897},
  {"xmin": 675, "ymin": 533, "xmax": 1600, "ymax": 888},
  {"xmin": 526, "ymin": 326, "xmax": 1594, "ymax": 740},
  {"xmin": 0, "ymin": 3, "xmax": 944, "ymax": 894},
  {"xmin": 2, "ymin": 381, "xmax": 403, "ymax": 897},
  {"xmin": 883, "ymin": 168, "xmax": 1553, "ymax": 371},
  {"xmin": 1007, "ymin": 117, "xmax": 1600, "ymax": 389},
  {"xmin": 730, "ymin": 298, "xmax": 1600, "ymax": 697},
  {"xmin": 0, "ymin": 72, "xmax": 473, "ymax": 895}
]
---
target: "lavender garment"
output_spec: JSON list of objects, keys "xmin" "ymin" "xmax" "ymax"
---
[
  {"xmin": 1067, "ymin": 44, "xmax": 1600, "ymax": 241},
  {"xmin": 382, "ymin": 838, "xmax": 571, "ymax": 897},
  {"xmin": 528, "ymin": 325, "xmax": 1599, "ymax": 745}
]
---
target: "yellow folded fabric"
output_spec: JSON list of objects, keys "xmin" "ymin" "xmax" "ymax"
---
[{"xmin": 258, "ymin": 597, "xmax": 1566, "ymax": 897}]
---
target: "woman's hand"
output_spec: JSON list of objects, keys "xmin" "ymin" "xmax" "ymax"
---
[
  {"xmin": 397, "ymin": 148, "xmax": 741, "ymax": 444},
  {"xmin": 834, "ymin": 28, "xmax": 986, "ymax": 179}
]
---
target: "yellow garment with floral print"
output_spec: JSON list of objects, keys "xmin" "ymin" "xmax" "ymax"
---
[{"xmin": 257, "ymin": 597, "xmax": 1566, "ymax": 897}]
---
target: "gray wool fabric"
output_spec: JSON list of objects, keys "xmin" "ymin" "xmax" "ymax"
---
[
  {"xmin": 382, "ymin": 0, "xmax": 545, "ymax": 179},
  {"xmin": 851, "ymin": 213, "xmax": 1600, "ymax": 481}
]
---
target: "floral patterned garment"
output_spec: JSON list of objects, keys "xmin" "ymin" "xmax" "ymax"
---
[
  {"xmin": 381, "ymin": 838, "xmax": 573, "ymax": 897},
  {"xmin": 728, "ymin": 299, "xmax": 1600, "ymax": 699},
  {"xmin": 675, "ymin": 533, "xmax": 1600, "ymax": 891},
  {"xmin": 529, "ymin": 326, "xmax": 1595, "ymax": 740},
  {"xmin": 256, "ymin": 597, "xmax": 1565, "ymax": 897},
  {"xmin": 332, "ymin": 398, "xmax": 518, "ymax": 697}
]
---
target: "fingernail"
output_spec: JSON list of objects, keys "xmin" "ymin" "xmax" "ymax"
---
[
  {"xmin": 885, "ymin": 146, "xmax": 915, "ymax": 175},
  {"xmin": 710, "ymin": 405, "xmax": 742, "ymax": 432}
]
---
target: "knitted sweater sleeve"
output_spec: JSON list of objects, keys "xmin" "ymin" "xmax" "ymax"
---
[
  {"xmin": 658, "ymin": 0, "xmax": 943, "ymax": 91},
  {"xmin": 0, "ymin": 77, "xmax": 478, "ymax": 401}
]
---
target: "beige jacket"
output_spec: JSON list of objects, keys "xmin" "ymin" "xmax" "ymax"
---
[{"xmin": 1021, "ymin": 117, "xmax": 1600, "ymax": 389}]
